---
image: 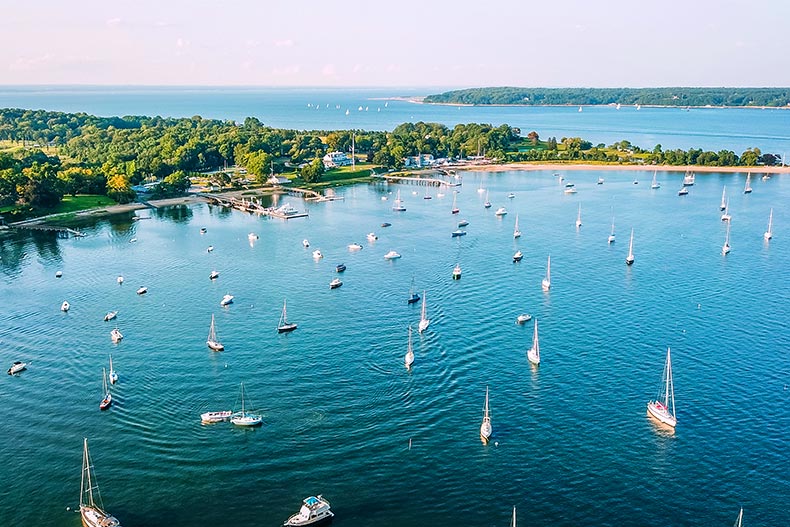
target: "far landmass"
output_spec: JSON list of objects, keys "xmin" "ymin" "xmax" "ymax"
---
[{"xmin": 423, "ymin": 87, "xmax": 790, "ymax": 107}]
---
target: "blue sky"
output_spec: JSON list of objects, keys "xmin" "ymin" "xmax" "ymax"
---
[{"xmin": 2, "ymin": 0, "xmax": 788, "ymax": 87}]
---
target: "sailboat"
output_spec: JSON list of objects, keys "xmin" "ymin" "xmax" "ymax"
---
[
  {"xmin": 392, "ymin": 189, "xmax": 406, "ymax": 211},
  {"xmin": 480, "ymin": 386, "xmax": 492, "ymax": 442},
  {"xmin": 608, "ymin": 217, "xmax": 616, "ymax": 244},
  {"xmin": 541, "ymin": 255, "xmax": 551, "ymax": 291},
  {"xmin": 418, "ymin": 291, "xmax": 430, "ymax": 333},
  {"xmin": 405, "ymin": 325, "xmax": 414, "ymax": 369},
  {"xmin": 764, "ymin": 208, "xmax": 773, "ymax": 240},
  {"xmin": 733, "ymin": 508, "xmax": 743, "ymax": 527},
  {"xmin": 575, "ymin": 203, "xmax": 582, "ymax": 228},
  {"xmin": 646, "ymin": 347, "xmax": 676, "ymax": 428},
  {"xmin": 720, "ymin": 186, "xmax": 727, "ymax": 211},
  {"xmin": 277, "ymin": 299, "xmax": 298, "ymax": 333},
  {"xmin": 483, "ymin": 189, "xmax": 491, "ymax": 209},
  {"xmin": 80, "ymin": 438, "xmax": 121, "ymax": 527},
  {"xmin": 744, "ymin": 172, "xmax": 752, "ymax": 194},
  {"xmin": 451, "ymin": 191, "xmax": 459, "ymax": 214},
  {"xmin": 108, "ymin": 355, "xmax": 118, "ymax": 384},
  {"xmin": 230, "ymin": 382, "xmax": 262, "ymax": 427},
  {"xmin": 99, "ymin": 368, "xmax": 112, "ymax": 410},
  {"xmin": 407, "ymin": 277, "xmax": 421, "ymax": 304},
  {"xmin": 207, "ymin": 314, "xmax": 224, "ymax": 351},
  {"xmin": 526, "ymin": 319, "xmax": 541, "ymax": 365},
  {"xmin": 721, "ymin": 198, "xmax": 731, "ymax": 222},
  {"xmin": 626, "ymin": 228, "xmax": 635, "ymax": 265},
  {"xmin": 650, "ymin": 170, "xmax": 660, "ymax": 189},
  {"xmin": 722, "ymin": 221, "xmax": 731, "ymax": 255},
  {"xmin": 510, "ymin": 506, "xmax": 517, "ymax": 527},
  {"xmin": 513, "ymin": 214, "xmax": 522, "ymax": 238}
]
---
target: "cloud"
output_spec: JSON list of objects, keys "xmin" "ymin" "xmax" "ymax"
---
[
  {"xmin": 106, "ymin": 17, "xmax": 122, "ymax": 28},
  {"xmin": 274, "ymin": 39, "xmax": 294, "ymax": 48},
  {"xmin": 9, "ymin": 54, "xmax": 53, "ymax": 71}
]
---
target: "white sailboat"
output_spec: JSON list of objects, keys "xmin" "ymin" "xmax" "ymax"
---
[
  {"xmin": 744, "ymin": 172, "xmax": 752, "ymax": 194},
  {"xmin": 404, "ymin": 325, "xmax": 414, "ymax": 369},
  {"xmin": 513, "ymin": 214, "xmax": 521, "ymax": 238},
  {"xmin": 451, "ymin": 191, "xmax": 459, "ymax": 214},
  {"xmin": 646, "ymin": 347, "xmax": 676, "ymax": 428},
  {"xmin": 230, "ymin": 382, "xmax": 263, "ymax": 427},
  {"xmin": 484, "ymin": 189, "xmax": 491, "ymax": 209},
  {"xmin": 99, "ymin": 368, "xmax": 112, "ymax": 410},
  {"xmin": 108, "ymin": 355, "xmax": 118, "ymax": 384},
  {"xmin": 418, "ymin": 291, "xmax": 430, "ymax": 333},
  {"xmin": 575, "ymin": 203, "xmax": 582, "ymax": 228},
  {"xmin": 527, "ymin": 319, "xmax": 540, "ymax": 365},
  {"xmin": 764, "ymin": 208, "xmax": 774, "ymax": 240},
  {"xmin": 510, "ymin": 506, "xmax": 517, "ymax": 527},
  {"xmin": 541, "ymin": 255, "xmax": 551, "ymax": 291},
  {"xmin": 720, "ymin": 186, "xmax": 727, "ymax": 211},
  {"xmin": 393, "ymin": 189, "xmax": 406, "ymax": 211},
  {"xmin": 733, "ymin": 508, "xmax": 743, "ymax": 527},
  {"xmin": 722, "ymin": 221, "xmax": 731, "ymax": 255},
  {"xmin": 608, "ymin": 217, "xmax": 616, "ymax": 244},
  {"xmin": 626, "ymin": 228, "xmax": 635, "ymax": 265},
  {"xmin": 277, "ymin": 299, "xmax": 298, "ymax": 333},
  {"xmin": 207, "ymin": 314, "xmax": 224, "ymax": 351},
  {"xmin": 80, "ymin": 438, "xmax": 121, "ymax": 527},
  {"xmin": 650, "ymin": 170, "xmax": 660, "ymax": 189},
  {"xmin": 480, "ymin": 386, "xmax": 492, "ymax": 442},
  {"xmin": 721, "ymin": 198, "xmax": 731, "ymax": 222}
]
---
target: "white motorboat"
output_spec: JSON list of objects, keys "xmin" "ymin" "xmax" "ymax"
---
[
  {"xmin": 230, "ymin": 382, "xmax": 263, "ymax": 427},
  {"xmin": 312, "ymin": 249, "xmax": 323, "ymax": 259},
  {"xmin": 110, "ymin": 328, "xmax": 123, "ymax": 343},
  {"xmin": 103, "ymin": 311, "xmax": 117, "ymax": 322},
  {"xmin": 200, "ymin": 410, "xmax": 232, "ymax": 423},
  {"xmin": 541, "ymin": 255, "xmax": 551, "ymax": 291},
  {"xmin": 527, "ymin": 318, "xmax": 540, "ymax": 365},
  {"xmin": 384, "ymin": 250, "xmax": 401, "ymax": 260},
  {"xmin": 209, "ymin": 270, "xmax": 220, "ymax": 280},
  {"xmin": 220, "ymin": 294, "xmax": 234, "ymax": 306},
  {"xmin": 480, "ymin": 386, "xmax": 492, "ymax": 443},
  {"xmin": 683, "ymin": 171, "xmax": 695, "ymax": 186},
  {"xmin": 678, "ymin": 186, "xmax": 689, "ymax": 196},
  {"xmin": 79, "ymin": 439, "xmax": 121, "ymax": 527},
  {"xmin": 457, "ymin": 219, "xmax": 469, "ymax": 227},
  {"xmin": 563, "ymin": 186, "xmax": 577, "ymax": 194},
  {"xmin": 647, "ymin": 347, "xmax": 677, "ymax": 428},
  {"xmin": 405, "ymin": 325, "xmax": 415, "ymax": 369},
  {"xmin": 513, "ymin": 214, "xmax": 521, "ymax": 238},
  {"xmin": 302, "ymin": 239, "xmax": 310, "ymax": 248},
  {"xmin": 513, "ymin": 250, "xmax": 523, "ymax": 262},
  {"xmin": 451, "ymin": 229, "xmax": 467, "ymax": 237},
  {"xmin": 507, "ymin": 192, "xmax": 515, "ymax": 199},
  {"xmin": 116, "ymin": 275, "xmax": 124, "ymax": 284},
  {"xmin": 329, "ymin": 278, "xmax": 343, "ymax": 289},
  {"xmin": 109, "ymin": 355, "xmax": 118, "ymax": 384},
  {"xmin": 7, "ymin": 361, "xmax": 26, "ymax": 375},
  {"xmin": 248, "ymin": 232, "xmax": 259, "ymax": 241},
  {"xmin": 764, "ymin": 208, "xmax": 774, "ymax": 240},
  {"xmin": 366, "ymin": 232, "xmax": 378, "ymax": 242},
  {"xmin": 516, "ymin": 313, "xmax": 532, "ymax": 324},
  {"xmin": 207, "ymin": 245, "xmax": 214, "ymax": 252},
  {"xmin": 61, "ymin": 300, "xmax": 70, "ymax": 312},
  {"xmin": 55, "ymin": 270, "xmax": 63, "ymax": 278},
  {"xmin": 284, "ymin": 495, "xmax": 334, "ymax": 527},
  {"xmin": 207, "ymin": 314, "xmax": 224, "ymax": 351},
  {"xmin": 136, "ymin": 286, "xmax": 148, "ymax": 295},
  {"xmin": 495, "ymin": 207, "xmax": 507, "ymax": 216},
  {"xmin": 452, "ymin": 264, "xmax": 462, "ymax": 280},
  {"xmin": 348, "ymin": 242, "xmax": 363, "ymax": 251},
  {"xmin": 626, "ymin": 229, "xmax": 635, "ymax": 265},
  {"xmin": 597, "ymin": 177, "xmax": 604, "ymax": 185},
  {"xmin": 418, "ymin": 291, "xmax": 430, "ymax": 333}
]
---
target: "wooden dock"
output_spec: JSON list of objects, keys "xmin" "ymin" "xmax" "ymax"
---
[
  {"xmin": 10, "ymin": 224, "xmax": 86, "ymax": 238},
  {"xmin": 201, "ymin": 193, "xmax": 308, "ymax": 219},
  {"xmin": 372, "ymin": 171, "xmax": 462, "ymax": 187}
]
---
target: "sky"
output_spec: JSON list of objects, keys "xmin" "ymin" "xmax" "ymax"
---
[{"xmin": 1, "ymin": 0, "xmax": 789, "ymax": 88}]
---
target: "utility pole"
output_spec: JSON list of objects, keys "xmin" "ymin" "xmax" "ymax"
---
[{"xmin": 352, "ymin": 132, "xmax": 356, "ymax": 171}]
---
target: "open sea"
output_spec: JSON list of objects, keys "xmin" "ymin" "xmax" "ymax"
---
[
  {"xmin": 1, "ymin": 88, "xmax": 789, "ymax": 526},
  {"xmin": 1, "ymin": 169, "xmax": 789, "ymax": 526}
]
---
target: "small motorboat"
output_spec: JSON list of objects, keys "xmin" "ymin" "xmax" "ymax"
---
[
  {"xmin": 129, "ymin": 238, "xmax": 138, "ymax": 243},
  {"xmin": 220, "ymin": 294, "xmax": 234, "ymax": 307},
  {"xmin": 110, "ymin": 328, "xmax": 123, "ymax": 343},
  {"xmin": 508, "ymin": 193, "xmax": 515, "ymax": 199},
  {"xmin": 7, "ymin": 361, "xmax": 26, "ymax": 375},
  {"xmin": 200, "ymin": 227, "xmax": 207, "ymax": 234},
  {"xmin": 209, "ymin": 270, "xmax": 220, "ymax": 280},
  {"xmin": 55, "ymin": 271, "xmax": 63, "ymax": 278},
  {"xmin": 302, "ymin": 239, "xmax": 310, "ymax": 248},
  {"xmin": 117, "ymin": 275, "xmax": 124, "ymax": 284},
  {"xmin": 380, "ymin": 222, "xmax": 392, "ymax": 228},
  {"xmin": 451, "ymin": 230, "xmax": 467, "ymax": 237},
  {"xmin": 201, "ymin": 410, "xmax": 232, "ymax": 424},
  {"xmin": 61, "ymin": 301, "xmax": 70, "ymax": 312},
  {"xmin": 678, "ymin": 187, "xmax": 689, "ymax": 196},
  {"xmin": 248, "ymin": 232, "xmax": 259, "ymax": 241},
  {"xmin": 335, "ymin": 263, "xmax": 346, "ymax": 273},
  {"xmin": 457, "ymin": 220, "xmax": 469, "ymax": 227},
  {"xmin": 207, "ymin": 245, "xmax": 214, "ymax": 252},
  {"xmin": 136, "ymin": 286, "xmax": 148, "ymax": 295},
  {"xmin": 367, "ymin": 232, "xmax": 378, "ymax": 241},
  {"xmin": 348, "ymin": 243, "xmax": 363, "ymax": 251},
  {"xmin": 312, "ymin": 250, "xmax": 323, "ymax": 259},
  {"xmin": 495, "ymin": 207, "xmax": 507, "ymax": 216},
  {"xmin": 452, "ymin": 264, "xmax": 462, "ymax": 280},
  {"xmin": 284, "ymin": 495, "xmax": 334, "ymax": 527},
  {"xmin": 329, "ymin": 278, "xmax": 343, "ymax": 289},
  {"xmin": 516, "ymin": 313, "xmax": 532, "ymax": 325},
  {"xmin": 513, "ymin": 250, "xmax": 523, "ymax": 262},
  {"xmin": 383, "ymin": 250, "xmax": 401, "ymax": 260},
  {"xmin": 563, "ymin": 187, "xmax": 578, "ymax": 194},
  {"xmin": 104, "ymin": 311, "xmax": 118, "ymax": 322},
  {"xmin": 597, "ymin": 177, "xmax": 605, "ymax": 185}
]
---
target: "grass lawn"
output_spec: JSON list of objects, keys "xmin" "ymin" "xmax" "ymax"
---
[{"xmin": 0, "ymin": 194, "xmax": 117, "ymax": 222}]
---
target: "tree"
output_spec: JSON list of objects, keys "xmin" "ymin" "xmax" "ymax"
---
[
  {"xmin": 20, "ymin": 163, "xmax": 64, "ymax": 207},
  {"xmin": 740, "ymin": 148, "xmax": 761, "ymax": 166},
  {"xmin": 245, "ymin": 151, "xmax": 274, "ymax": 184},
  {"xmin": 526, "ymin": 131, "xmax": 539, "ymax": 145},
  {"xmin": 106, "ymin": 174, "xmax": 136, "ymax": 204},
  {"xmin": 300, "ymin": 157, "xmax": 325, "ymax": 184}
]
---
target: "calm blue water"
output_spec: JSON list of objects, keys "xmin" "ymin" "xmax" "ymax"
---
[
  {"xmin": 2, "ymin": 86, "xmax": 790, "ymax": 153},
  {"xmin": 0, "ymin": 171, "xmax": 788, "ymax": 526}
]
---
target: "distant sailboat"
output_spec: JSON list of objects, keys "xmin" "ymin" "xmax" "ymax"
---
[
  {"xmin": 720, "ymin": 186, "xmax": 727, "ymax": 211},
  {"xmin": 207, "ymin": 314, "xmax": 224, "ymax": 351},
  {"xmin": 527, "ymin": 319, "xmax": 540, "ymax": 365},
  {"xmin": 650, "ymin": 170, "xmax": 660, "ymax": 189},
  {"xmin": 451, "ymin": 191, "xmax": 459, "ymax": 214},
  {"xmin": 608, "ymin": 217, "xmax": 616, "ymax": 244},
  {"xmin": 407, "ymin": 277, "xmax": 421, "ymax": 304},
  {"xmin": 405, "ymin": 325, "xmax": 414, "ymax": 369},
  {"xmin": 541, "ymin": 255, "xmax": 551, "ymax": 291},
  {"xmin": 626, "ymin": 228, "xmax": 635, "ymax": 265},
  {"xmin": 480, "ymin": 386, "xmax": 492, "ymax": 442},
  {"xmin": 646, "ymin": 347, "xmax": 676, "ymax": 428},
  {"xmin": 277, "ymin": 299, "xmax": 298, "ymax": 333},
  {"xmin": 764, "ymin": 208, "xmax": 774, "ymax": 240},
  {"xmin": 722, "ymin": 221, "xmax": 731, "ymax": 255},
  {"xmin": 575, "ymin": 203, "xmax": 582, "ymax": 228},
  {"xmin": 721, "ymin": 198, "xmax": 731, "ymax": 222},
  {"xmin": 513, "ymin": 214, "xmax": 521, "ymax": 238},
  {"xmin": 393, "ymin": 189, "xmax": 406, "ymax": 211},
  {"xmin": 99, "ymin": 368, "xmax": 112, "ymax": 410},
  {"xmin": 418, "ymin": 291, "xmax": 430, "ymax": 333},
  {"xmin": 108, "ymin": 355, "xmax": 118, "ymax": 384},
  {"xmin": 744, "ymin": 173, "xmax": 752, "ymax": 194},
  {"xmin": 483, "ymin": 189, "xmax": 491, "ymax": 209}
]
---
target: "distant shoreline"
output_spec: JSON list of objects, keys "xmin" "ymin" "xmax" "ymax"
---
[
  {"xmin": 394, "ymin": 96, "xmax": 790, "ymax": 110},
  {"xmin": 459, "ymin": 163, "xmax": 790, "ymax": 174}
]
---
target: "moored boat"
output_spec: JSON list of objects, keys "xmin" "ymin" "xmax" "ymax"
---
[
  {"xmin": 201, "ymin": 410, "xmax": 232, "ymax": 423},
  {"xmin": 513, "ymin": 250, "xmax": 523, "ymax": 262},
  {"xmin": 418, "ymin": 291, "xmax": 430, "ymax": 333},
  {"xmin": 207, "ymin": 314, "xmax": 224, "ymax": 351},
  {"xmin": 209, "ymin": 270, "xmax": 220, "ymax": 280},
  {"xmin": 452, "ymin": 263, "xmax": 462, "ymax": 280},
  {"xmin": 7, "ymin": 361, "xmax": 26, "ymax": 375},
  {"xmin": 626, "ymin": 229, "xmax": 635, "ymax": 265},
  {"xmin": 99, "ymin": 368, "xmax": 112, "ymax": 410},
  {"xmin": 451, "ymin": 229, "xmax": 467, "ymax": 237},
  {"xmin": 61, "ymin": 300, "xmax": 70, "ymax": 312},
  {"xmin": 367, "ymin": 232, "xmax": 378, "ymax": 242},
  {"xmin": 480, "ymin": 386, "xmax": 492, "ymax": 443},
  {"xmin": 283, "ymin": 495, "xmax": 334, "ymax": 527},
  {"xmin": 103, "ymin": 311, "xmax": 117, "ymax": 322},
  {"xmin": 348, "ymin": 242, "xmax": 363, "ymax": 251},
  {"xmin": 230, "ymin": 382, "xmax": 263, "ymax": 427},
  {"xmin": 495, "ymin": 207, "xmax": 507, "ymax": 216},
  {"xmin": 79, "ymin": 438, "xmax": 121, "ymax": 527},
  {"xmin": 527, "ymin": 319, "xmax": 540, "ymax": 365},
  {"xmin": 541, "ymin": 255, "xmax": 551, "ymax": 291},
  {"xmin": 764, "ymin": 208, "xmax": 774, "ymax": 240},
  {"xmin": 329, "ymin": 278, "xmax": 343, "ymax": 289},
  {"xmin": 383, "ymin": 250, "xmax": 401, "ymax": 260},
  {"xmin": 405, "ymin": 325, "xmax": 415, "ymax": 369},
  {"xmin": 516, "ymin": 313, "xmax": 532, "ymax": 324},
  {"xmin": 110, "ymin": 328, "xmax": 123, "ymax": 343},
  {"xmin": 277, "ymin": 299, "xmax": 298, "ymax": 333},
  {"xmin": 108, "ymin": 355, "xmax": 118, "ymax": 384},
  {"xmin": 220, "ymin": 294, "xmax": 234, "ymax": 307},
  {"xmin": 312, "ymin": 249, "xmax": 323, "ymax": 259},
  {"xmin": 646, "ymin": 347, "xmax": 677, "ymax": 428},
  {"xmin": 136, "ymin": 286, "xmax": 148, "ymax": 295}
]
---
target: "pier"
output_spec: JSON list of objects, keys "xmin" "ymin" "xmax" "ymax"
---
[
  {"xmin": 10, "ymin": 224, "xmax": 86, "ymax": 238},
  {"xmin": 372, "ymin": 170, "xmax": 462, "ymax": 187},
  {"xmin": 201, "ymin": 193, "xmax": 309, "ymax": 219}
]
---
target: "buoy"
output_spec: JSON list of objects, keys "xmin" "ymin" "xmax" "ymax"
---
[{"xmin": 494, "ymin": 442, "xmax": 499, "ymax": 447}]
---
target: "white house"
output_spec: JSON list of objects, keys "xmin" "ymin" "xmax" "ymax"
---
[
  {"xmin": 403, "ymin": 153, "xmax": 436, "ymax": 168},
  {"xmin": 322, "ymin": 151, "xmax": 352, "ymax": 169}
]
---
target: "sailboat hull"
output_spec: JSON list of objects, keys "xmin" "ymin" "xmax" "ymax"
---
[
  {"xmin": 647, "ymin": 402, "xmax": 676, "ymax": 428},
  {"xmin": 81, "ymin": 506, "xmax": 121, "ymax": 527},
  {"xmin": 207, "ymin": 340, "xmax": 225, "ymax": 351},
  {"xmin": 277, "ymin": 323, "xmax": 298, "ymax": 333}
]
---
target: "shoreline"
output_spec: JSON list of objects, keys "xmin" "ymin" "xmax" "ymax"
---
[{"xmin": 398, "ymin": 96, "xmax": 790, "ymax": 110}]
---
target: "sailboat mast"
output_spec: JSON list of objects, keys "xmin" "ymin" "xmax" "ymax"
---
[
  {"xmin": 664, "ymin": 348, "xmax": 674, "ymax": 412},
  {"xmin": 484, "ymin": 386, "xmax": 489, "ymax": 418},
  {"xmin": 533, "ymin": 319, "xmax": 539, "ymax": 355},
  {"xmin": 421, "ymin": 291, "xmax": 427, "ymax": 321},
  {"xmin": 547, "ymin": 255, "xmax": 551, "ymax": 281},
  {"xmin": 629, "ymin": 229, "xmax": 634, "ymax": 257}
]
